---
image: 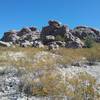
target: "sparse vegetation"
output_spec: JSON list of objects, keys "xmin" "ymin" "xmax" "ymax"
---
[
  {"xmin": 53, "ymin": 43, "xmax": 100, "ymax": 64},
  {"xmin": 0, "ymin": 43, "xmax": 100, "ymax": 99},
  {"xmin": 18, "ymin": 69, "xmax": 100, "ymax": 99},
  {"xmin": 65, "ymin": 72, "xmax": 100, "ymax": 100},
  {"xmin": 0, "ymin": 43, "xmax": 99, "ymax": 66},
  {"xmin": 84, "ymin": 36, "xmax": 94, "ymax": 48}
]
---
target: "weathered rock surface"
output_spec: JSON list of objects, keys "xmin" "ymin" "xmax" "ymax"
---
[
  {"xmin": 41, "ymin": 20, "xmax": 75, "ymax": 44},
  {"xmin": 20, "ymin": 40, "xmax": 32, "ymax": 47},
  {"xmin": 72, "ymin": 26, "xmax": 100, "ymax": 40},
  {"xmin": 0, "ymin": 41, "xmax": 11, "ymax": 47},
  {"xmin": 32, "ymin": 40, "xmax": 44, "ymax": 48},
  {"xmin": 0, "ymin": 20, "xmax": 100, "ymax": 49},
  {"xmin": 1, "ymin": 27, "xmax": 41, "ymax": 47},
  {"xmin": 48, "ymin": 42, "xmax": 59, "ymax": 50},
  {"xmin": 66, "ymin": 38, "xmax": 84, "ymax": 48}
]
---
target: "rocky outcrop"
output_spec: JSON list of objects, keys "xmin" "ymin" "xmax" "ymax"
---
[
  {"xmin": 1, "ymin": 27, "xmax": 40, "ymax": 45},
  {"xmin": 0, "ymin": 20, "xmax": 100, "ymax": 49},
  {"xmin": 41, "ymin": 20, "xmax": 84, "ymax": 48},
  {"xmin": 1, "ymin": 30, "xmax": 19, "ymax": 44},
  {"xmin": 41, "ymin": 20, "xmax": 74, "ymax": 44},
  {"xmin": 66, "ymin": 38, "xmax": 84, "ymax": 48},
  {"xmin": 72, "ymin": 26, "xmax": 100, "ymax": 40}
]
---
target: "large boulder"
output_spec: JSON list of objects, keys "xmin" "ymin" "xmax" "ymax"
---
[
  {"xmin": 72, "ymin": 26, "xmax": 100, "ymax": 40},
  {"xmin": 66, "ymin": 38, "xmax": 84, "ymax": 48},
  {"xmin": 1, "ymin": 30, "xmax": 19, "ymax": 44},
  {"xmin": 41, "ymin": 20, "xmax": 75, "ymax": 44},
  {"xmin": 41, "ymin": 21, "xmax": 69, "ymax": 37}
]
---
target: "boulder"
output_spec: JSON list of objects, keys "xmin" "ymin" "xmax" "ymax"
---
[
  {"xmin": 0, "ymin": 41, "xmax": 11, "ymax": 47},
  {"xmin": 46, "ymin": 35, "xmax": 55, "ymax": 41},
  {"xmin": 20, "ymin": 40, "xmax": 32, "ymax": 47},
  {"xmin": 66, "ymin": 38, "xmax": 84, "ymax": 48},
  {"xmin": 17, "ymin": 27, "xmax": 32, "ymax": 36},
  {"xmin": 30, "ymin": 34, "xmax": 40, "ymax": 41},
  {"xmin": 33, "ymin": 41, "xmax": 44, "ymax": 48},
  {"xmin": 55, "ymin": 41, "xmax": 66, "ymax": 47},
  {"xmin": 1, "ymin": 30, "xmax": 19, "ymax": 43},
  {"xmin": 48, "ymin": 20, "xmax": 61, "ymax": 28},
  {"xmin": 41, "ymin": 20, "xmax": 74, "ymax": 44},
  {"xmin": 89, "ymin": 27, "xmax": 100, "ymax": 36},
  {"xmin": 20, "ymin": 27, "xmax": 32, "ymax": 33},
  {"xmin": 41, "ymin": 22, "xmax": 69, "ymax": 37},
  {"xmin": 42, "ymin": 35, "xmax": 55, "ymax": 43},
  {"xmin": 19, "ymin": 34, "xmax": 40, "ymax": 42},
  {"xmin": 72, "ymin": 26, "xmax": 100, "ymax": 40},
  {"xmin": 64, "ymin": 32, "xmax": 75, "ymax": 41},
  {"xmin": 48, "ymin": 42, "xmax": 59, "ymax": 50}
]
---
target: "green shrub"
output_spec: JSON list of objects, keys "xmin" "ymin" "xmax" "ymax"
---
[{"xmin": 85, "ymin": 36, "xmax": 94, "ymax": 48}]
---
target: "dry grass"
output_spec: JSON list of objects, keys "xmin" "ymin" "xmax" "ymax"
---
[
  {"xmin": 0, "ymin": 44, "xmax": 100, "ymax": 98},
  {"xmin": 52, "ymin": 43, "xmax": 100, "ymax": 64},
  {"xmin": 0, "ymin": 47, "xmax": 44, "ymax": 69},
  {"xmin": 0, "ymin": 43, "xmax": 99, "ymax": 68}
]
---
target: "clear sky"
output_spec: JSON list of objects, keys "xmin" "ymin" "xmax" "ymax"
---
[{"xmin": 0, "ymin": 0, "xmax": 100, "ymax": 37}]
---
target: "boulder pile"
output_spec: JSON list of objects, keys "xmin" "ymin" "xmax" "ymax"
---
[{"xmin": 0, "ymin": 20, "xmax": 100, "ymax": 49}]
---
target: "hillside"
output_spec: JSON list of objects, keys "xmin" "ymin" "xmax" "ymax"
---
[{"xmin": 0, "ymin": 20, "xmax": 100, "ymax": 100}]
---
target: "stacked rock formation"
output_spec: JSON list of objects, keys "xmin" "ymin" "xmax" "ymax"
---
[
  {"xmin": 1, "ymin": 27, "xmax": 41, "ymax": 47},
  {"xmin": 0, "ymin": 20, "xmax": 100, "ymax": 49}
]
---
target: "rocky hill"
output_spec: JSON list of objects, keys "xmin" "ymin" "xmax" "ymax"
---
[
  {"xmin": 0, "ymin": 20, "xmax": 100, "ymax": 49},
  {"xmin": 0, "ymin": 20, "xmax": 100, "ymax": 100}
]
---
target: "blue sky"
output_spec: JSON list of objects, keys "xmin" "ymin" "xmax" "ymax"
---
[{"xmin": 0, "ymin": 0, "xmax": 100, "ymax": 37}]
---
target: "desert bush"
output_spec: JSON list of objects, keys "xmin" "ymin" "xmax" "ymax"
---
[{"xmin": 84, "ymin": 36, "xmax": 94, "ymax": 48}]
